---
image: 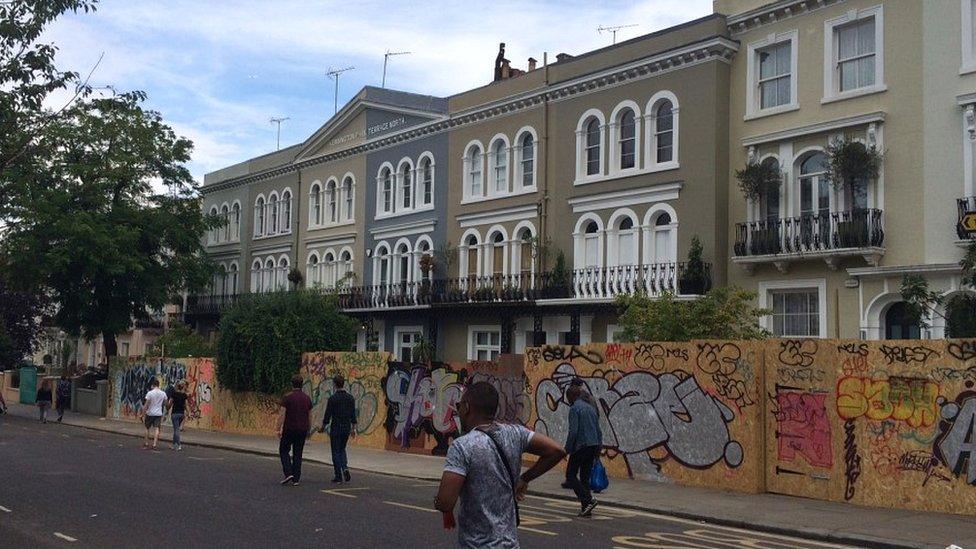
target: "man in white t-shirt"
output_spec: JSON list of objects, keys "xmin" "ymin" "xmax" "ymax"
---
[{"xmin": 142, "ymin": 378, "xmax": 168, "ymax": 451}]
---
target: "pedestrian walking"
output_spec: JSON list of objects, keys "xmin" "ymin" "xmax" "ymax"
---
[
  {"xmin": 321, "ymin": 375, "xmax": 357, "ymax": 483},
  {"xmin": 36, "ymin": 380, "xmax": 53, "ymax": 423},
  {"xmin": 142, "ymin": 378, "xmax": 168, "ymax": 450},
  {"xmin": 435, "ymin": 382, "xmax": 566, "ymax": 548},
  {"xmin": 277, "ymin": 374, "xmax": 312, "ymax": 486},
  {"xmin": 562, "ymin": 378, "xmax": 598, "ymax": 489},
  {"xmin": 55, "ymin": 374, "xmax": 72, "ymax": 422},
  {"xmin": 564, "ymin": 383, "xmax": 603, "ymax": 517},
  {"xmin": 0, "ymin": 389, "xmax": 6, "ymax": 415},
  {"xmin": 166, "ymin": 380, "xmax": 188, "ymax": 451}
]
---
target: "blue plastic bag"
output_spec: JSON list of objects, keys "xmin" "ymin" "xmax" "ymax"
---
[{"xmin": 590, "ymin": 458, "xmax": 609, "ymax": 493}]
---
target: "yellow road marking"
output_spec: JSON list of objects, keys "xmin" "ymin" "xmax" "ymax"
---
[
  {"xmin": 383, "ymin": 501, "xmax": 437, "ymax": 513},
  {"xmin": 53, "ymin": 532, "xmax": 77, "ymax": 542},
  {"xmin": 319, "ymin": 487, "xmax": 370, "ymax": 498}
]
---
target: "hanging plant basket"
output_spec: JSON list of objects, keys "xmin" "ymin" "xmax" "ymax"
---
[
  {"xmin": 287, "ymin": 267, "xmax": 304, "ymax": 287},
  {"xmin": 735, "ymin": 160, "xmax": 782, "ymax": 201},
  {"xmin": 825, "ymin": 137, "xmax": 884, "ymax": 192}
]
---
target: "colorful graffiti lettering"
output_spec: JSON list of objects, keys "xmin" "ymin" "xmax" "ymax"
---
[
  {"xmin": 384, "ymin": 365, "xmax": 463, "ymax": 453},
  {"xmin": 772, "ymin": 391, "xmax": 832, "ymax": 468},
  {"xmin": 843, "ymin": 419, "xmax": 861, "ymax": 501},
  {"xmin": 879, "ymin": 344, "xmax": 940, "ymax": 365},
  {"xmin": 935, "ymin": 392, "xmax": 976, "ymax": 485},
  {"xmin": 778, "ymin": 340, "xmax": 817, "ymax": 367},
  {"xmin": 836, "ymin": 376, "xmax": 939, "ymax": 428},
  {"xmin": 533, "ymin": 363, "xmax": 743, "ymax": 480}
]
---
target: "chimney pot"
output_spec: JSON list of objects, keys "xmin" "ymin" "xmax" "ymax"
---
[{"xmin": 528, "ymin": 57, "xmax": 537, "ymax": 71}]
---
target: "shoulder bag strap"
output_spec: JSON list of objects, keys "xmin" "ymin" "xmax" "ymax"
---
[{"xmin": 476, "ymin": 425, "xmax": 521, "ymax": 526}]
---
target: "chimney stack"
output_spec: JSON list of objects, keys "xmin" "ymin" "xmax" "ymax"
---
[{"xmin": 528, "ymin": 57, "xmax": 537, "ymax": 71}]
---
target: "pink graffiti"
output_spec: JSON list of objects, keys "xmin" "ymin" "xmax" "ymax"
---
[{"xmin": 774, "ymin": 391, "xmax": 833, "ymax": 468}]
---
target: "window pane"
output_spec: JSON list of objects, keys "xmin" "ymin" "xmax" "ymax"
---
[
  {"xmin": 490, "ymin": 332, "xmax": 500, "ymax": 345},
  {"xmin": 859, "ymin": 55, "xmax": 875, "ymax": 87},
  {"xmin": 857, "ymin": 19, "xmax": 875, "ymax": 54},
  {"xmin": 759, "ymin": 50, "xmax": 774, "ymax": 79},
  {"xmin": 776, "ymin": 43, "xmax": 791, "ymax": 75},
  {"xmin": 777, "ymin": 76, "xmax": 790, "ymax": 105},
  {"xmin": 838, "ymin": 25, "xmax": 857, "ymax": 59},
  {"xmin": 840, "ymin": 60, "xmax": 857, "ymax": 91}
]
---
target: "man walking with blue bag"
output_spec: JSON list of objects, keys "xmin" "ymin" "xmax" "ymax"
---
[{"xmin": 565, "ymin": 382, "xmax": 602, "ymax": 517}]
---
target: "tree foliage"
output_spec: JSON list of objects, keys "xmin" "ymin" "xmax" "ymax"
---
[
  {"xmin": 216, "ymin": 291, "xmax": 357, "ymax": 394},
  {"xmin": 0, "ymin": 277, "xmax": 45, "ymax": 369},
  {"xmin": 0, "ymin": 90, "xmax": 221, "ymax": 357},
  {"xmin": 899, "ymin": 274, "xmax": 942, "ymax": 330},
  {"xmin": 615, "ymin": 286, "xmax": 770, "ymax": 342},
  {"xmin": 146, "ymin": 320, "xmax": 213, "ymax": 359}
]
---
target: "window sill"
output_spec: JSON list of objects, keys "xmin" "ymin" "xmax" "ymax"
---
[
  {"xmin": 307, "ymin": 221, "xmax": 355, "ymax": 231},
  {"xmin": 374, "ymin": 205, "xmax": 435, "ymax": 221},
  {"xmin": 460, "ymin": 188, "xmax": 537, "ymax": 205},
  {"xmin": 960, "ymin": 63, "xmax": 976, "ymax": 76},
  {"xmin": 573, "ymin": 163, "xmax": 679, "ymax": 186},
  {"xmin": 821, "ymin": 84, "xmax": 887, "ymax": 105},
  {"xmin": 252, "ymin": 231, "xmax": 292, "ymax": 241},
  {"xmin": 744, "ymin": 103, "xmax": 800, "ymax": 121}
]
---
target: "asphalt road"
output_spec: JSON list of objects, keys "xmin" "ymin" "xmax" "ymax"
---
[{"xmin": 0, "ymin": 414, "xmax": 858, "ymax": 549}]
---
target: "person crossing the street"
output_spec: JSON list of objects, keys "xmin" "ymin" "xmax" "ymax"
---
[
  {"xmin": 277, "ymin": 374, "xmax": 313, "ymax": 486},
  {"xmin": 564, "ymin": 383, "xmax": 603, "ymax": 517},
  {"xmin": 321, "ymin": 375, "xmax": 357, "ymax": 483}
]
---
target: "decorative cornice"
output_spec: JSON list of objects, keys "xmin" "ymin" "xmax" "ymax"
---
[
  {"xmin": 202, "ymin": 36, "xmax": 738, "ymax": 195},
  {"xmin": 567, "ymin": 182, "xmax": 683, "ymax": 213},
  {"xmin": 369, "ymin": 218, "xmax": 436, "ymax": 240},
  {"xmin": 726, "ymin": 0, "xmax": 847, "ymax": 35},
  {"xmin": 456, "ymin": 204, "xmax": 539, "ymax": 228},
  {"xmin": 741, "ymin": 111, "xmax": 885, "ymax": 147},
  {"xmin": 847, "ymin": 263, "xmax": 963, "ymax": 278}
]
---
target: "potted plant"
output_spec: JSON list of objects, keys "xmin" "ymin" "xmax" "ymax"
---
[
  {"xmin": 825, "ymin": 137, "xmax": 884, "ymax": 247},
  {"xmin": 412, "ymin": 336, "xmax": 436, "ymax": 367},
  {"xmin": 549, "ymin": 250, "xmax": 571, "ymax": 298},
  {"xmin": 287, "ymin": 267, "xmax": 304, "ymax": 288},
  {"xmin": 734, "ymin": 158, "xmax": 782, "ymax": 202},
  {"xmin": 678, "ymin": 236, "xmax": 710, "ymax": 295}
]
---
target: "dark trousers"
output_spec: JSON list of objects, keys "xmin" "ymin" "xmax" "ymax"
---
[
  {"xmin": 330, "ymin": 427, "xmax": 351, "ymax": 479},
  {"xmin": 279, "ymin": 430, "xmax": 307, "ymax": 481},
  {"xmin": 567, "ymin": 445, "xmax": 600, "ymax": 507}
]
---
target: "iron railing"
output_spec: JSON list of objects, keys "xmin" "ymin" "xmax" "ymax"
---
[{"xmin": 734, "ymin": 208, "xmax": 884, "ymax": 257}]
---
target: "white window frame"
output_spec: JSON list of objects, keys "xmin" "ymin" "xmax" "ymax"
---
[
  {"xmin": 758, "ymin": 278, "xmax": 828, "ymax": 338},
  {"xmin": 375, "ymin": 163, "xmax": 395, "ymax": 219},
  {"xmin": 608, "ymin": 101, "xmax": 642, "ymax": 175},
  {"xmin": 467, "ymin": 325, "xmax": 502, "ymax": 361},
  {"xmin": 279, "ymin": 188, "xmax": 293, "ymax": 234},
  {"xmin": 253, "ymin": 195, "xmax": 266, "ymax": 238},
  {"xmin": 462, "ymin": 140, "xmax": 485, "ymax": 203},
  {"xmin": 575, "ymin": 109, "xmax": 606, "ymax": 185},
  {"xmin": 513, "ymin": 127, "xmax": 538, "ymax": 192},
  {"xmin": 487, "ymin": 134, "xmax": 511, "ymax": 197},
  {"xmin": 231, "ymin": 201, "xmax": 241, "ymax": 241},
  {"xmin": 393, "ymin": 326, "xmax": 424, "ymax": 362},
  {"xmin": 396, "ymin": 157, "xmax": 415, "ymax": 213},
  {"xmin": 309, "ymin": 181, "xmax": 322, "ymax": 228},
  {"xmin": 822, "ymin": 5, "xmax": 886, "ymax": 104},
  {"xmin": 340, "ymin": 174, "xmax": 356, "ymax": 223},
  {"xmin": 746, "ymin": 30, "xmax": 799, "ymax": 120},
  {"xmin": 417, "ymin": 152, "xmax": 436, "ymax": 209},
  {"xmin": 645, "ymin": 91, "xmax": 680, "ymax": 172},
  {"xmin": 962, "ymin": 0, "xmax": 976, "ymax": 74}
]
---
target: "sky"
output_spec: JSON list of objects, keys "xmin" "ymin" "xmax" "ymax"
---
[{"xmin": 43, "ymin": 0, "xmax": 713, "ymax": 183}]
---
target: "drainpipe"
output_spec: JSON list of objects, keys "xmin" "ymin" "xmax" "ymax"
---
[
  {"xmin": 540, "ymin": 52, "xmax": 551, "ymax": 268},
  {"xmin": 295, "ymin": 170, "xmax": 302, "ymax": 283}
]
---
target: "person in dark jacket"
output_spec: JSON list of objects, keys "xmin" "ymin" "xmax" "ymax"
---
[
  {"xmin": 565, "ymin": 383, "xmax": 603, "ymax": 517},
  {"xmin": 563, "ymin": 377, "xmax": 598, "ymax": 489},
  {"xmin": 277, "ymin": 374, "xmax": 313, "ymax": 486},
  {"xmin": 322, "ymin": 375, "xmax": 357, "ymax": 483},
  {"xmin": 55, "ymin": 374, "xmax": 72, "ymax": 422},
  {"xmin": 36, "ymin": 380, "xmax": 53, "ymax": 423}
]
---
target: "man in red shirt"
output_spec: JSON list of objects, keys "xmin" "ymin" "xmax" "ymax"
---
[{"xmin": 277, "ymin": 374, "xmax": 313, "ymax": 486}]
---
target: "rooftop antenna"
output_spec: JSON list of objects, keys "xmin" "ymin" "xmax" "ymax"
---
[
  {"xmin": 382, "ymin": 50, "xmax": 411, "ymax": 88},
  {"xmin": 598, "ymin": 24, "xmax": 639, "ymax": 45},
  {"xmin": 269, "ymin": 117, "xmax": 289, "ymax": 150},
  {"xmin": 327, "ymin": 66, "xmax": 355, "ymax": 115}
]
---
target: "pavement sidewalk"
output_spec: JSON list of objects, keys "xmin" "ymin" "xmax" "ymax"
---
[{"xmin": 3, "ymin": 403, "xmax": 972, "ymax": 549}]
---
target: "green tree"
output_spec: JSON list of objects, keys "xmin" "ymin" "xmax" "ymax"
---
[
  {"xmin": 899, "ymin": 274, "xmax": 942, "ymax": 330},
  {"xmin": 615, "ymin": 286, "xmax": 770, "ymax": 342},
  {"xmin": 1, "ymin": 90, "xmax": 221, "ymax": 358},
  {"xmin": 146, "ymin": 320, "xmax": 214, "ymax": 358},
  {"xmin": 0, "ymin": 271, "xmax": 46, "ymax": 369},
  {"xmin": 216, "ymin": 290, "xmax": 357, "ymax": 394}
]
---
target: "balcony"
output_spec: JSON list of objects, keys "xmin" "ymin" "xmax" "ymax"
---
[
  {"xmin": 957, "ymin": 197, "xmax": 976, "ymax": 242},
  {"xmin": 335, "ymin": 273, "xmax": 569, "ymax": 310},
  {"xmin": 185, "ymin": 293, "xmax": 240, "ymax": 315},
  {"xmin": 733, "ymin": 209, "xmax": 884, "ymax": 273},
  {"xmin": 571, "ymin": 262, "xmax": 710, "ymax": 300}
]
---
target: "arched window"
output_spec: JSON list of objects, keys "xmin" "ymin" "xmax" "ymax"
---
[
  {"xmin": 585, "ymin": 118, "xmax": 602, "ymax": 176},
  {"xmin": 490, "ymin": 232, "xmax": 506, "ymax": 277},
  {"xmin": 465, "ymin": 234, "xmax": 480, "ymax": 278},
  {"xmin": 307, "ymin": 253, "xmax": 320, "ymax": 287},
  {"xmin": 798, "ymin": 152, "xmax": 829, "ymax": 218},
  {"xmin": 228, "ymin": 263, "xmax": 238, "ymax": 295},
  {"xmin": 885, "ymin": 302, "xmax": 921, "ymax": 339},
  {"xmin": 323, "ymin": 251, "xmax": 336, "ymax": 288},
  {"xmin": 375, "ymin": 244, "xmax": 391, "ymax": 286},
  {"xmin": 254, "ymin": 197, "xmax": 265, "ymax": 237},
  {"xmin": 653, "ymin": 100, "xmax": 674, "ymax": 164},
  {"xmin": 491, "ymin": 138, "xmax": 508, "ymax": 194},
  {"xmin": 419, "ymin": 156, "xmax": 433, "ymax": 206},
  {"xmin": 263, "ymin": 258, "xmax": 275, "ymax": 292},
  {"xmin": 651, "ymin": 212, "xmax": 675, "ymax": 264},
  {"xmin": 209, "ymin": 206, "xmax": 219, "ymax": 243},
  {"xmin": 220, "ymin": 204, "xmax": 230, "ymax": 241},
  {"xmin": 309, "ymin": 183, "xmax": 322, "ymax": 226},
  {"xmin": 760, "ymin": 157, "xmax": 781, "ymax": 222},
  {"xmin": 466, "ymin": 143, "xmax": 483, "ymax": 199},
  {"xmin": 338, "ymin": 249, "xmax": 352, "ymax": 282},
  {"xmin": 341, "ymin": 176, "xmax": 354, "ymax": 221},
  {"xmin": 516, "ymin": 227, "xmax": 534, "ymax": 279},
  {"xmin": 583, "ymin": 221, "xmax": 601, "ymax": 267},
  {"xmin": 416, "ymin": 239, "xmax": 432, "ymax": 281},
  {"xmin": 618, "ymin": 109, "xmax": 637, "ymax": 170},
  {"xmin": 277, "ymin": 257, "xmax": 289, "ymax": 290},
  {"xmin": 380, "ymin": 167, "xmax": 393, "ymax": 214},
  {"xmin": 268, "ymin": 192, "xmax": 279, "ymax": 235},
  {"xmin": 326, "ymin": 180, "xmax": 337, "ymax": 223},
  {"xmin": 251, "ymin": 259, "xmax": 263, "ymax": 292},
  {"xmin": 232, "ymin": 202, "xmax": 241, "ymax": 240},
  {"xmin": 615, "ymin": 216, "xmax": 638, "ymax": 266},
  {"xmin": 281, "ymin": 190, "xmax": 292, "ymax": 232},
  {"xmin": 517, "ymin": 132, "xmax": 535, "ymax": 189},
  {"xmin": 399, "ymin": 162, "xmax": 413, "ymax": 210},
  {"xmin": 395, "ymin": 242, "xmax": 411, "ymax": 286}
]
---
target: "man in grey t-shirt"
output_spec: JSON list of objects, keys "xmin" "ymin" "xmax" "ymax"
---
[{"xmin": 436, "ymin": 382, "xmax": 565, "ymax": 548}]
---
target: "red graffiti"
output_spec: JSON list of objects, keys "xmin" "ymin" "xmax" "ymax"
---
[
  {"xmin": 774, "ymin": 391, "xmax": 833, "ymax": 468},
  {"xmin": 605, "ymin": 343, "xmax": 633, "ymax": 364}
]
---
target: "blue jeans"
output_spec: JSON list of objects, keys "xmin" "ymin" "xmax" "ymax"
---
[
  {"xmin": 171, "ymin": 413, "xmax": 184, "ymax": 446},
  {"xmin": 330, "ymin": 427, "xmax": 351, "ymax": 479}
]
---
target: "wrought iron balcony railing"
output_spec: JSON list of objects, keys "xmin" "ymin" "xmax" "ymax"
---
[
  {"xmin": 734, "ymin": 208, "xmax": 884, "ymax": 257},
  {"xmin": 185, "ymin": 293, "xmax": 241, "ymax": 315},
  {"xmin": 957, "ymin": 197, "xmax": 976, "ymax": 240}
]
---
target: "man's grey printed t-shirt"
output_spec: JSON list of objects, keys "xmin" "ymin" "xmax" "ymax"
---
[{"xmin": 443, "ymin": 423, "xmax": 534, "ymax": 548}]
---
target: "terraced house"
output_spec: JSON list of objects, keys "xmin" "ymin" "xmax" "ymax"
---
[{"xmin": 190, "ymin": 0, "xmax": 976, "ymax": 363}]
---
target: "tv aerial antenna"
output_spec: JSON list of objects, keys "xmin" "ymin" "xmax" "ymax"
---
[
  {"xmin": 327, "ymin": 66, "xmax": 355, "ymax": 114},
  {"xmin": 382, "ymin": 50, "xmax": 411, "ymax": 88},
  {"xmin": 598, "ymin": 24, "xmax": 639, "ymax": 45},
  {"xmin": 269, "ymin": 117, "xmax": 289, "ymax": 150}
]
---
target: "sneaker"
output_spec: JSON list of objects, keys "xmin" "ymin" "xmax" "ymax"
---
[
  {"xmin": 292, "ymin": 481, "xmax": 300, "ymax": 486},
  {"xmin": 176, "ymin": 445, "xmax": 183, "ymax": 451},
  {"xmin": 579, "ymin": 500, "xmax": 598, "ymax": 517},
  {"xmin": 343, "ymin": 469, "xmax": 351, "ymax": 482},
  {"xmin": 280, "ymin": 475, "xmax": 294, "ymax": 485}
]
